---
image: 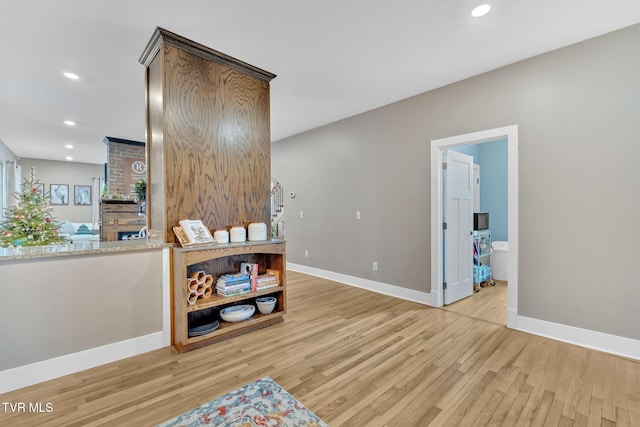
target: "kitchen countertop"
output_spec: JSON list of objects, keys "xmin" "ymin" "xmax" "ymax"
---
[{"xmin": 0, "ymin": 239, "xmax": 171, "ymax": 262}]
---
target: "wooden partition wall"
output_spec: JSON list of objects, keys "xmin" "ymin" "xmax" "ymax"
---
[{"xmin": 139, "ymin": 28, "xmax": 276, "ymax": 243}]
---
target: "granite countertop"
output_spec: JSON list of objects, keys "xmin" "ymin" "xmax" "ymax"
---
[{"xmin": 0, "ymin": 239, "xmax": 172, "ymax": 262}]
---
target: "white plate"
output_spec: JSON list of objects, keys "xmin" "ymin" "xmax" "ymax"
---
[{"xmin": 220, "ymin": 304, "xmax": 255, "ymax": 322}]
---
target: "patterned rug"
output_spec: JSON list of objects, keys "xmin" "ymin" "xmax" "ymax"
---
[{"xmin": 158, "ymin": 376, "xmax": 329, "ymax": 427}]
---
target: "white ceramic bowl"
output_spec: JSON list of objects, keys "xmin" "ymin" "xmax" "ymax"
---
[
  {"xmin": 220, "ymin": 304, "xmax": 255, "ymax": 322},
  {"xmin": 255, "ymin": 296, "xmax": 277, "ymax": 314}
]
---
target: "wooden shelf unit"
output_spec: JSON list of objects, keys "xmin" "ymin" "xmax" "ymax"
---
[
  {"xmin": 172, "ymin": 239, "xmax": 286, "ymax": 352},
  {"xmin": 141, "ymin": 28, "xmax": 279, "ymax": 353}
]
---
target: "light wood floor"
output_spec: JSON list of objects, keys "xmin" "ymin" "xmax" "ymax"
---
[
  {"xmin": 443, "ymin": 280, "xmax": 508, "ymax": 325},
  {"xmin": 1, "ymin": 271, "xmax": 639, "ymax": 426}
]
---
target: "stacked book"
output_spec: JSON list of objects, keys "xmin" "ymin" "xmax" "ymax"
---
[
  {"xmin": 256, "ymin": 273, "xmax": 279, "ymax": 291},
  {"xmin": 216, "ymin": 273, "xmax": 251, "ymax": 297},
  {"xmin": 240, "ymin": 262, "xmax": 259, "ymax": 291}
]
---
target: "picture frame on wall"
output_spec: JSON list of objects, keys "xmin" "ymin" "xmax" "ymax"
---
[
  {"xmin": 50, "ymin": 184, "xmax": 69, "ymax": 205},
  {"xmin": 34, "ymin": 183, "xmax": 45, "ymax": 197},
  {"xmin": 74, "ymin": 185, "xmax": 92, "ymax": 206}
]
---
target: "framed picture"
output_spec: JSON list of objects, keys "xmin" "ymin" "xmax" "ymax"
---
[
  {"xmin": 74, "ymin": 185, "xmax": 92, "ymax": 206},
  {"xmin": 50, "ymin": 184, "xmax": 69, "ymax": 205},
  {"xmin": 34, "ymin": 183, "xmax": 45, "ymax": 197}
]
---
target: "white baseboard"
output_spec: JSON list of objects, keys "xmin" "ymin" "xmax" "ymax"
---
[
  {"xmin": 287, "ymin": 262, "xmax": 435, "ymax": 306},
  {"xmin": 0, "ymin": 332, "xmax": 166, "ymax": 394},
  {"xmin": 517, "ymin": 315, "xmax": 640, "ymax": 361}
]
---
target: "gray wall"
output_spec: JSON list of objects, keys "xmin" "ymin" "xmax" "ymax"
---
[
  {"xmin": 19, "ymin": 158, "xmax": 103, "ymax": 223},
  {"xmin": 0, "ymin": 249, "xmax": 164, "ymax": 370},
  {"xmin": 0, "ymin": 139, "xmax": 17, "ymax": 161},
  {"xmin": 272, "ymin": 24, "xmax": 640, "ymax": 340}
]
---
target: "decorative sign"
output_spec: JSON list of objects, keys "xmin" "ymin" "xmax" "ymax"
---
[
  {"xmin": 131, "ymin": 161, "xmax": 146, "ymax": 175},
  {"xmin": 123, "ymin": 157, "xmax": 146, "ymax": 197}
]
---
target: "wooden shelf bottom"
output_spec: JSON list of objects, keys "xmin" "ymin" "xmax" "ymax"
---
[{"xmin": 176, "ymin": 311, "xmax": 284, "ymax": 353}]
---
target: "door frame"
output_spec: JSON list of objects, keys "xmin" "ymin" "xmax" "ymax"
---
[{"xmin": 430, "ymin": 125, "xmax": 519, "ymax": 328}]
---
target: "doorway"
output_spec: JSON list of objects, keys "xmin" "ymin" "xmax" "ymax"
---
[{"xmin": 430, "ymin": 125, "xmax": 519, "ymax": 329}]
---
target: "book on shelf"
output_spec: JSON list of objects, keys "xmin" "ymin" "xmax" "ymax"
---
[
  {"xmin": 266, "ymin": 269, "xmax": 280, "ymax": 283},
  {"xmin": 218, "ymin": 273, "xmax": 250, "ymax": 284},
  {"xmin": 178, "ymin": 219, "xmax": 215, "ymax": 245},
  {"xmin": 257, "ymin": 280, "xmax": 279, "ymax": 288},
  {"xmin": 216, "ymin": 288, "xmax": 251, "ymax": 297},
  {"xmin": 216, "ymin": 278, "xmax": 250, "ymax": 286},
  {"xmin": 257, "ymin": 273, "xmax": 279, "ymax": 286},
  {"xmin": 215, "ymin": 282, "xmax": 251, "ymax": 292},
  {"xmin": 240, "ymin": 262, "xmax": 258, "ymax": 291},
  {"xmin": 173, "ymin": 226, "xmax": 189, "ymax": 246}
]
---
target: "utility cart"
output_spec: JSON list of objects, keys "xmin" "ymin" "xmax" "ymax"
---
[{"xmin": 473, "ymin": 229, "xmax": 495, "ymax": 292}]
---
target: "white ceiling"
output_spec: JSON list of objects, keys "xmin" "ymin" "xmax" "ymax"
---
[{"xmin": 2, "ymin": 1, "xmax": 640, "ymax": 165}]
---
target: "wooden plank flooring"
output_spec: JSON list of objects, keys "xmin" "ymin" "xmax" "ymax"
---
[
  {"xmin": 443, "ymin": 280, "xmax": 507, "ymax": 325},
  {"xmin": 1, "ymin": 271, "xmax": 638, "ymax": 426}
]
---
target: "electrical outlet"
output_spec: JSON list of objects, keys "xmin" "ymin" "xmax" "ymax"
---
[
  {"xmin": 299, "ymin": 210, "xmax": 304, "ymax": 218},
  {"xmin": 372, "ymin": 261, "xmax": 378, "ymax": 271},
  {"xmin": 356, "ymin": 210, "xmax": 361, "ymax": 220},
  {"xmin": 305, "ymin": 250, "xmax": 309, "ymax": 258}
]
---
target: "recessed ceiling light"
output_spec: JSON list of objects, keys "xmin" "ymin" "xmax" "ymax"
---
[
  {"xmin": 64, "ymin": 120, "xmax": 76, "ymax": 126},
  {"xmin": 65, "ymin": 144, "xmax": 74, "ymax": 149},
  {"xmin": 63, "ymin": 72, "xmax": 79, "ymax": 80},
  {"xmin": 471, "ymin": 4, "xmax": 491, "ymax": 17},
  {"xmin": 65, "ymin": 156, "xmax": 73, "ymax": 161}
]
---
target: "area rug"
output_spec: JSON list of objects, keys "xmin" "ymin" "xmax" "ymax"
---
[{"xmin": 157, "ymin": 376, "xmax": 329, "ymax": 427}]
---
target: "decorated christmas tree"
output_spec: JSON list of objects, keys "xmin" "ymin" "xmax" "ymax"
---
[{"xmin": 0, "ymin": 167, "xmax": 65, "ymax": 247}]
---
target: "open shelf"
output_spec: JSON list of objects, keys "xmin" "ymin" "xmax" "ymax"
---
[
  {"xmin": 186, "ymin": 286, "xmax": 284, "ymax": 312},
  {"xmin": 185, "ymin": 311, "xmax": 285, "ymax": 346},
  {"xmin": 172, "ymin": 240, "xmax": 286, "ymax": 353}
]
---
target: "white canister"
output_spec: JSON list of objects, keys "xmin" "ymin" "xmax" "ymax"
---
[
  {"xmin": 248, "ymin": 222, "xmax": 267, "ymax": 241},
  {"xmin": 213, "ymin": 229, "xmax": 229, "ymax": 243},
  {"xmin": 229, "ymin": 226, "xmax": 246, "ymax": 243}
]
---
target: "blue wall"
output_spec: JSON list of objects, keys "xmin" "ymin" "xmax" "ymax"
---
[
  {"xmin": 449, "ymin": 137, "xmax": 508, "ymax": 241},
  {"xmin": 478, "ymin": 138, "xmax": 507, "ymax": 241},
  {"xmin": 449, "ymin": 144, "xmax": 478, "ymax": 158}
]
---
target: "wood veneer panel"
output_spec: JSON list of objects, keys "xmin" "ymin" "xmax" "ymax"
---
[
  {"xmin": 155, "ymin": 45, "xmax": 271, "ymax": 242},
  {"xmin": 146, "ymin": 54, "xmax": 165, "ymax": 239}
]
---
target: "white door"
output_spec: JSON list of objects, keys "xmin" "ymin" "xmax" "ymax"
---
[{"xmin": 443, "ymin": 150, "xmax": 474, "ymax": 305}]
